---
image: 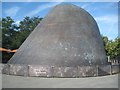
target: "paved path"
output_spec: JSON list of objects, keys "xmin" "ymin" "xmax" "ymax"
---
[{"xmin": 2, "ymin": 74, "xmax": 119, "ymax": 88}]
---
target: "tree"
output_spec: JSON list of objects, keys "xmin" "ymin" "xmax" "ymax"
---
[
  {"xmin": 0, "ymin": 18, "xmax": 2, "ymax": 63},
  {"xmin": 0, "ymin": 18, "xmax": 2, "ymax": 47},
  {"xmin": 2, "ymin": 17, "xmax": 19, "ymax": 61},
  {"xmin": 102, "ymin": 36, "xmax": 120, "ymax": 59},
  {"xmin": 2, "ymin": 16, "xmax": 43, "ymax": 62},
  {"xmin": 2, "ymin": 17, "xmax": 19, "ymax": 49},
  {"xmin": 11, "ymin": 16, "xmax": 43, "ymax": 49},
  {"xmin": 114, "ymin": 38, "xmax": 120, "ymax": 59},
  {"xmin": 102, "ymin": 36, "xmax": 109, "ymax": 55},
  {"xmin": 19, "ymin": 16, "xmax": 42, "ymax": 31}
]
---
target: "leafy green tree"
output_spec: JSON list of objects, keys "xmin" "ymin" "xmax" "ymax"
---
[
  {"xmin": 114, "ymin": 38, "xmax": 120, "ymax": 59},
  {"xmin": 0, "ymin": 18, "xmax": 2, "ymax": 63},
  {"xmin": 11, "ymin": 16, "xmax": 43, "ymax": 49},
  {"xmin": 19, "ymin": 16, "xmax": 42, "ymax": 31},
  {"xmin": 2, "ymin": 17, "xmax": 19, "ymax": 61},
  {"xmin": 102, "ymin": 36, "xmax": 120, "ymax": 59},
  {"xmin": 102, "ymin": 36, "xmax": 109, "ymax": 55},
  {"xmin": 0, "ymin": 18, "xmax": 2, "ymax": 47},
  {"xmin": 2, "ymin": 16, "xmax": 43, "ymax": 62},
  {"xmin": 2, "ymin": 17, "xmax": 19, "ymax": 49}
]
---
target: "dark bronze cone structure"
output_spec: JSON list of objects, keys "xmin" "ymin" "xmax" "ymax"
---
[{"xmin": 8, "ymin": 4, "xmax": 107, "ymax": 66}]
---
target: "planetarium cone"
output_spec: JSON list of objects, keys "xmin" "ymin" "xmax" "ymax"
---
[{"xmin": 8, "ymin": 4, "xmax": 107, "ymax": 67}]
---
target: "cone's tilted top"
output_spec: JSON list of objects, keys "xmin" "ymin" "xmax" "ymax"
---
[{"xmin": 8, "ymin": 4, "xmax": 107, "ymax": 66}]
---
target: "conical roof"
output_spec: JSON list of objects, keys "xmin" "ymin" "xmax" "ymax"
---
[{"xmin": 8, "ymin": 4, "xmax": 107, "ymax": 66}]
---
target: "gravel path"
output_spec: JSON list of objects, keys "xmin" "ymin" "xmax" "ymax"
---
[{"xmin": 2, "ymin": 74, "xmax": 119, "ymax": 88}]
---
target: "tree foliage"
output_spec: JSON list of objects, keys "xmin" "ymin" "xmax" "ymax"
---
[
  {"xmin": 102, "ymin": 36, "xmax": 120, "ymax": 59},
  {"xmin": 0, "ymin": 18, "xmax": 2, "ymax": 47},
  {"xmin": 2, "ymin": 16, "xmax": 43, "ymax": 62}
]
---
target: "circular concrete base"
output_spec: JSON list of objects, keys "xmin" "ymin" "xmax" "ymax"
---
[{"xmin": 2, "ymin": 74, "xmax": 119, "ymax": 88}]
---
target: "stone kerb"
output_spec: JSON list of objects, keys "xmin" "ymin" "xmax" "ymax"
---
[{"xmin": 1, "ymin": 64, "xmax": 120, "ymax": 77}]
